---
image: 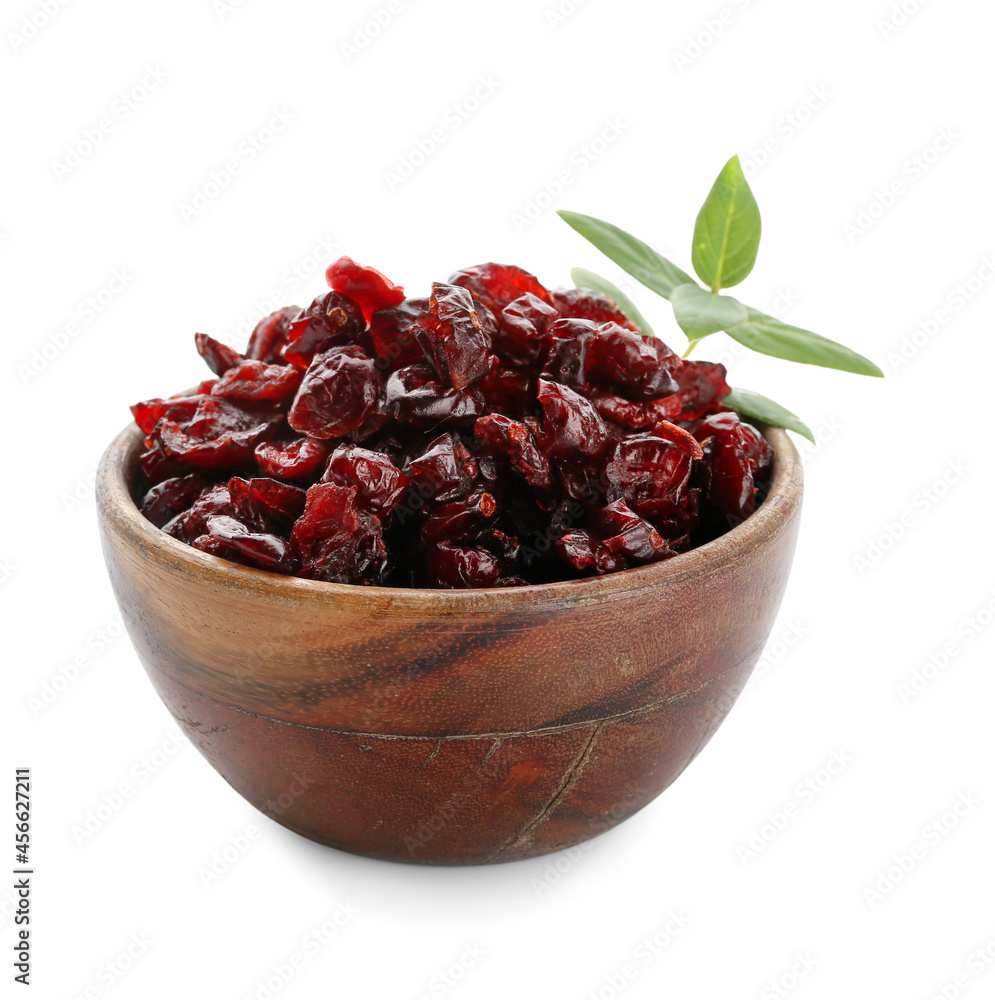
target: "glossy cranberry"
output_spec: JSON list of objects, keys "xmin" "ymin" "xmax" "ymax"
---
[
  {"xmin": 414, "ymin": 283, "xmax": 491, "ymax": 391},
  {"xmin": 288, "ymin": 346, "xmax": 382, "ymax": 439},
  {"xmin": 369, "ymin": 298, "xmax": 430, "ymax": 369},
  {"xmin": 538, "ymin": 379, "xmax": 608, "ymax": 462},
  {"xmin": 211, "ymin": 361, "xmax": 302, "ymax": 404},
  {"xmin": 550, "ymin": 287, "xmax": 639, "ymax": 332},
  {"xmin": 323, "ymin": 444, "xmax": 409, "ymax": 517},
  {"xmin": 194, "ymin": 515, "xmax": 296, "ymax": 573},
  {"xmin": 195, "ymin": 333, "xmax": 243, "ymax": 376},
  {"xmin": 325, "ymin": 257, "xmax": 405, "ymax": 321},
  {"xmin": 586, "ymin": 324, "xmax": 680, "ymax": 400},
  {"xmin": 246, "ymin": 306, "xmax": 299, "ymax": 364},
  {"xmin": 283, "ymin": 291, "xmax": 367, "ymax": 369},
  {"xmin": 447, "ymin": 263, "xmax": 553, "ymax": 316}
]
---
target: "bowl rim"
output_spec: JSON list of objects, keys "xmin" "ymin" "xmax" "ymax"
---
[{"xmin": 97, "ymin": 421, "xmax": 802, "ymax": 612}]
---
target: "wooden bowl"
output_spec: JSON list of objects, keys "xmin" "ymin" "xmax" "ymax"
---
[{"xmin": 96, "ymin": 423, "xmax": 802, "ymax": 865}]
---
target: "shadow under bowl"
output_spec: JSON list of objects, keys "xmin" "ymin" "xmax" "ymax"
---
[{"xmin": 96, "ymin": 423, "xmax": 802, "ymax": 865}]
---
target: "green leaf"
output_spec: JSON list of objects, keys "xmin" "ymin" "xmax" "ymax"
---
[
  {"xmin": 670, "ymin": 284, "xmax": 747, "ymax": 340},
  {"xmin": 558, "ymin": 211, "xmax": 696, "ymax": 300},
  {"xmin": 726, "ymin": 308, "xmax": 884, "ymax": 377},
  {"xmin": 691, "ymin": 155, "xmax": 762, "ymax": 291},
  {"xmin": 571, "ymin": 267, "xmax": 655, "ymax": 337},
  {"xmin": 722, "ymin": 387, "xmax": 815, "ymax": 442}
]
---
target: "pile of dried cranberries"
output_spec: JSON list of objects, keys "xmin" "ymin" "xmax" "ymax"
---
[{"xmin": 131, "ymin": 258, "xmax": 773, "ymax": 588}]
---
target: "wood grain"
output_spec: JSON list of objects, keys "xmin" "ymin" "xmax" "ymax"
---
[{"xmin": 97, "ymin": 422, "xmax": 802, "ymax": 864}]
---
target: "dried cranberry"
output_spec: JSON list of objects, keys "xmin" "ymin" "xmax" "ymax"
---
[
  {"xmin": 369, "ymin": 298, "xmax": 430, "ymax": 370},
  {"xmin": 540, "ymin": 318, "xmax": 598, "ymax": 390},
  {"xmin": 405, "ymin": 433, "xmax": 477, "ymax": 503},
  {"xmin": 287, "ymin": 345, "xmax": 382, "ymax": 439},
  {"xmin": 414, "ymin": 283, "xmax": 491, "ymax": 391},
  {"xmin": 605, "ymin": 434, "xmax": 695, "ymax": 520},
  {"xmin": 421, "ymin": 491, "xmax": 498, "ymax": 546},
  {"xmin": 140, "ymin": 474, "xmax": 209, "ymax": 528},
  {"xmin": 474, "ymin": 414, "xmax": 551, "ymax": 489},
  {"xmin": 556, "ymin": 531, "xmax": 624, "ymax": 575},
  {"xmin": 163, "ymin": 484, "xmax": 233, "ymax": 543},
  {"xmin": 195, "ymin": 515, "xmax": 296, "ymax": 573},
  {"xmin": 323, "ymin": 444, "xmax": 409, "ymax": 517},
  {"xmin": 495, "ymin": 293, "xmax": 559, "ymax": 367},
  {"xmin": 693, "ymin": 412, "xmax": 772, "ymax": 525},
  {"xmin": 586, "ymin": 324, "xmax": 680, "ymax": 400},
  {"xmin": 228, "ymin": 477, "xmax": 306, "ymax": 532},
  {"xmin": 425, "ymin": 541, "xmax": 504, "ymax": 589},
  {"xmin": 655, "ymin": 360, "xmax": 731, "ymax": 422},
  {"xmin": 195, "ymin": 333, "xmax": 243, "ymax": 376},
  {"xmin": 477, "ymin": 364, "xmax": 534, "ymax": 419},
  {"xmin": 538, "ymin": 379, "xmax": 608, "ymax": 462},
  {"xmin": 325, "ymin": 257, "xmax": 405, "ymax": 321},
  {"xmin": 254, "ymin": 436, "xmax": 329, "ymax": 480},
  {"xmin": 157, "ymin": 397, "xmax": 282, "ymax": 469},
  {"xmin": 283, "ymin": 291, "xmax": 367, "ymax": 369},
  {"xmin": 211, "ymin": 360, "xmax": 302, "ymax": 404},
  {"xmin": 596, "ymin": 500, "xmax": 675, "ymax": 564},
  {"xmin": 384, "ymin": 364, "xmax": 483, "ymax": 428},
  {"xmin": 291, "ymin": 483, "xmax": 387, "ymax": 584},
  {"xmin": 551, "ymin": 287, "xmax": 640, "ymax": 332},
  {"xmin": 448, "ymin": 263, "xmax": 553, "ymax": 316},
  {"xmin": 246, "ymin": 306, "xmax": 299, "ymax": 364}
]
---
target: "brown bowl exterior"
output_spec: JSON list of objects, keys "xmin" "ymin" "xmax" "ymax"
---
[{"xmin": 96, "ymin": 424, "xmax": 802, "ymax": 865}]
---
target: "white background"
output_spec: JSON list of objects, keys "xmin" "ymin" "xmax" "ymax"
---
[{"xmin": 4, "ymin": 0, "xmax": 995, "ymax": 997}]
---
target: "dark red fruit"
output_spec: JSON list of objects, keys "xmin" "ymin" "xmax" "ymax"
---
[
  {"xmin": 254, "ymin": 436, "xmax": 330, "ymax": 481},
  {"xmin": 415, "ymin": 283, "xmax": 491, "ymax": 391},
  {"xmin": 586, "ymin": 324, "xmax": 680, "ymax": 400},
  {"xmin": 194, "ymin": 515, "xmax": 296, "ymax": 573},
  {"xmin": 211, "ymin": 360, "xmax": 302, "ymax": 404},
  {"xmin": 246, "ymin": 306, "xmax": 299, "ymax": 364},
  {"xmin": 538, "ymin": 379, "xmax": 608, "ymax": 462},
  {"xmin": 448, "ymin": 263, "xmax": 553, "ymax": 316},
  {"xmin": 369, "ymin": 298, "xmax": 430, "ymax": 369},
  {"xmin": 195, "ymin": 333, "xmax": 243, "ymax": 376},
  {"xmin": 291, "ymin": 483, "xmax": 387, "ymax": 584},
  {"xmin": 133, "ymin": 258, "xmax": 772, "ymax": 588},
  {"xmin": 323, "ymin": 444, "xmax": 409, "ymax": 517},
  {"xmin": 287, "ymin": 346, "xmax": 381, "ymax": 439},
  {"xmin": 228, "ymin": 477, "xmax": 306, "ymax": 532},
  {"xmin": 325, "ymin": 257, "xmax": 405, "ymax": 321},
  {"xmin": 283, "ymin": 291, "xmax": 367, "ymax": 369},
  {"xmin": 550, "ymin": 287, "xmax": 639, "ymax": 332},
  {"xmin": 425, "ymin": 541, "xmax": 504, "ymax": 589},
  {"xmin": 384, "ymin": 364, "xmax": 484, "ymax": 428},
  {"xmin": 474, "ymin": 414, "xmax": 551, "ymax": 489}
]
